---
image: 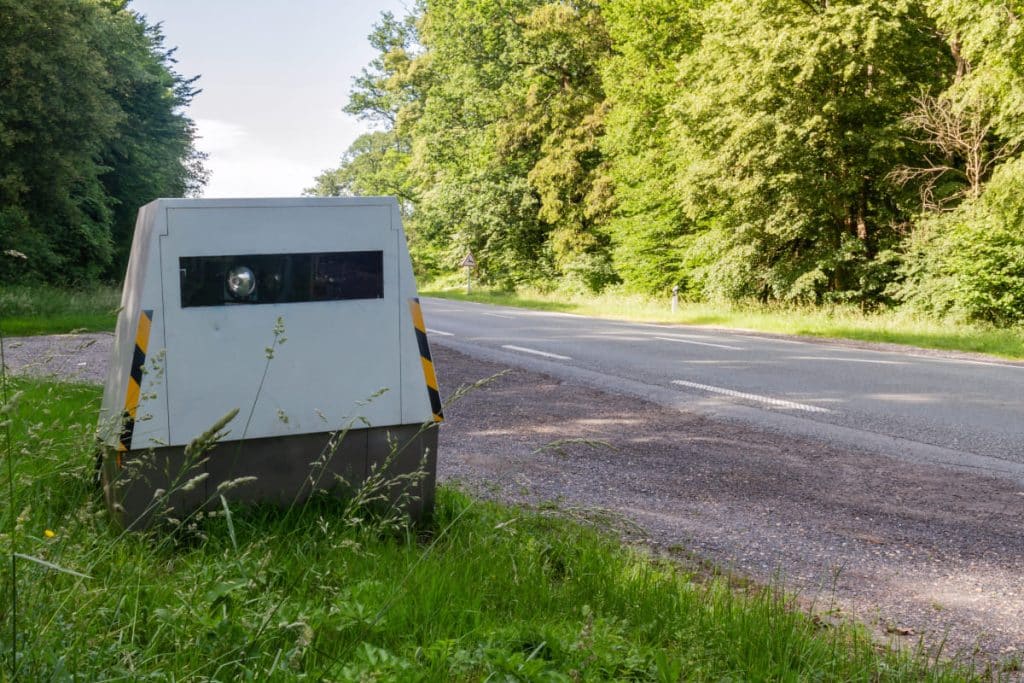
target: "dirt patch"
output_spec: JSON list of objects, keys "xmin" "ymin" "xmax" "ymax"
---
[{"xmin": 433, "ymin": 345, "xmax": 1024, "ymax": 669}]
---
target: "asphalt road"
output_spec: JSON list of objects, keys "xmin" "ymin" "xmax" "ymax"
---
[{"xmin": 421, "ymin": 297, "xmax": 1024, "ymax": 483}]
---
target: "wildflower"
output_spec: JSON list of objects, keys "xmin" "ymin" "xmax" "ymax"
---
[{"xmin": 44, "ymin": 529, "xmax": 56, "ymax": 539}]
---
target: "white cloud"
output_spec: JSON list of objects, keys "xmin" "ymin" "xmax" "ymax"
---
[
  {"xmin": 193, "ymin": 118, "xmax": 325, "ymax": 198},
  {"xmin": 194, "ymin": 118, "xmax": 248, "ymax": 155}
]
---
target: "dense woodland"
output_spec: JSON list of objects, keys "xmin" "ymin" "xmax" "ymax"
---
[
  {"xmin": 311, "ymin": 0, "xmax": 1024, "ymax": 326},
  {"xmin": 0, "ymin": 0, "xmax": 205, "ymax": 285}
]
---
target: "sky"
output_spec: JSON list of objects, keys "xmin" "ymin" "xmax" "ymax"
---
[{"xmin": 129, "ymin": 0, "xmax": 411, "ymax": 198}]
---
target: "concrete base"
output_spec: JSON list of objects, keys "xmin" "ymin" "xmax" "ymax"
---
[{"xmin": 101, "ymin": 424, "xmax": 437, "ymax": 530}]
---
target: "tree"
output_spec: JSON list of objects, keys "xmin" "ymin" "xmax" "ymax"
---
[
  {"xmin": 894, "ymin": 0, "xmax": 1024, "ymax": 323},
  {"xmin": 98, "ymin": 4, "xmax": 207, "ymax": 278},
  {"xmin": 511, "ymin": 2, "xmax": 615, "ymax": 291},
  {"xmin": 600, "ymin": 0, "xmax": 704, "ymax": 294},
  {"xmin": 671, "ymin": 0, "xmax": 950, "ymax": 304},
  {"xmin": 0, "ymin": 0, "xmax": 121, "ymax": 283},
  {"xmin": 0, "ymin": 0, "xmax": 205, "ymax": 285}
]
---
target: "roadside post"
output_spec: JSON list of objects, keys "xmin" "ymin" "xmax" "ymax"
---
[
  {"xmin": 671, "ymin": 284, "xmax": 679, "ymax": 314},
  {"xmin": 460, "ymin": 251, "xmax": 476, "ymax": 294},
  {"xmin": 97, "ymin": 197, "xmax": 443, "ymax": 529}
]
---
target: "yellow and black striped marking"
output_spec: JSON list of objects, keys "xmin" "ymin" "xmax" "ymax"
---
[
  {"xmin": 117, "ymin": 309, "xmax": 153, "ymax": 464},
  {"xmin": 408, "ymin": 298, "xmax": 443, "ymax": 422}
]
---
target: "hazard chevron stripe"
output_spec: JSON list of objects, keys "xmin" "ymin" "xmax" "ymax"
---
[
  {"xmin": 117, "ymin": 309, "xmax": 153, "ymax": 464},
  {"xmin": 408, "ymin": 298, "xmax": 443, "ymax": 422}
]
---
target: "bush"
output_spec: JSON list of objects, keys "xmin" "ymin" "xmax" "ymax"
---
[{"xmin": 897, "ymin": 159, "xmax": 1024, "ymax": 326}]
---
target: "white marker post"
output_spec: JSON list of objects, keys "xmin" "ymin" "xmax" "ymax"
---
[
  {"xmin": 460, "ymin": 251, "xmax": 476, "ymax": 294},
  {"xmin": 671, "ymin": 284, "xmax": 679, "ymax": 314}
]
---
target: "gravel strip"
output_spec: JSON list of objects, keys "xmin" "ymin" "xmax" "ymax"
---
[
  {"xmin": 7, "ymin": 332, "xmax": 1023, "ymax": 672},
  {"xmin": 2, "ymin": 332, "xmax": 112, "ymax": 384}
]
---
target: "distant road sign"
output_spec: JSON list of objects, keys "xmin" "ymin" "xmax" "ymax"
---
[{"xmin": 460, "ymin": 251, "xmax": 476, "ymax": 268}]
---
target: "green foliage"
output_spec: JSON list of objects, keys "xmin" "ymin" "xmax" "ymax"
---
[
  {"xmin": 600, "ymin": 0, "xmax": 703, "ymax": 295},
  {"xmin": 323, "ymin": 0, "xmax": 1024, "ymax": 326},
  {"xmin": 892, "ymin": 1, "xmax": 1024, "ymax": 325},
  {"xmin": 406, "ymin": 0, "xmax": 558, "ymax": 286},
  {"xmin": 1, "ymin": 377, "xmax": 984, "ymax": 679},
  {"xmin": 308, "ymin": 131, "xmax": 412, "ymax": 202},
  {"xmin": 0, "ymin": 0, "xmax": 205, "ymax": 286},
  {"xmin": 96, "ymin": 10, "xmax": 207, "ymax": 278},
  {"xmin": 0, "ymin": 0, "xmax": 120, "ymax": 284},
  {"xmin": 898, "ymin": 158, "xmax": 1024, "ymax": 325},
  {"xmin": 672, "ymin": 0, "xmax": 949, "ymax": 304}
]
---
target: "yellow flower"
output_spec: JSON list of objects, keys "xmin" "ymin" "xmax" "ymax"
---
[{"xmin": 44, "ymin": 529, "xmax": 56, "ymax": 539}]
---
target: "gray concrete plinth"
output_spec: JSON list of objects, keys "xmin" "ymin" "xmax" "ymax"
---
[{"xmin": 102, "ymin": 424, "xmax": 438, "ymax": 529}]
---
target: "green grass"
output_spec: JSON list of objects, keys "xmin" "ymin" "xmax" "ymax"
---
[
  {"xmin": 0, "ymin": 377, "xmax": 993, "ymax": 680},
  {"xmin": 422, "ymin": 286, "xmax": 1024, "ymax": 360},
  {"xmin": 0, "ymin": 284, "xmax": 121, "ymax": 336}
]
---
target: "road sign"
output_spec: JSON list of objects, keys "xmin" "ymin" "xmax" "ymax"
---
[{"xmin": 460, "ymin": 251, "xmax": 476, "ymax": 269}]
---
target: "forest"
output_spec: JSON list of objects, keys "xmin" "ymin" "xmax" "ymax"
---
[
  {"xmin": 0, "ymin": 0, "xmax": 205, "ymax": 285},
  {"xmin": 311, "ymin": 0, "xmax": 1024, "ymax": 326}
]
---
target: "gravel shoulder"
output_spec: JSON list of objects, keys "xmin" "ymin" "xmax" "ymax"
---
[
  {"xmin": 2, "ymin": 332, "xmax": 112, "ymax": 384},
  {"xmin": 432, "ymin": 345, "xmax": 1024, "ymax": 670},
  {"xmin": 7, "ymin": 332, "xmax": 1023, "ymax": 670}
]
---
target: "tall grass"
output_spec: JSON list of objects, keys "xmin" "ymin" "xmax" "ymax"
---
[
  {"xmin": 0, "ymin": 284, "xmax": 120, "ymax": 336},
  {"xmin": 422, "ymin": 285, "xmax": 1024, "ymax": 360},
  {"xmin": 0, "ymin": 376, "xmax": 992, "ymax": 680}
]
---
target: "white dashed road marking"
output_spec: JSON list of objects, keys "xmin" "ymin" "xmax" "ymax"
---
[
  {"xmin": 654, "ymin": 336, "xmax": 745, "ymax": 351},
  {"xmin": 427, "ymin": 328, "xmax": 454, "ymax": 336},
  {"xmin": 672, "ymin": 380, "xmax": 833, "ymax": 413},
  {"xmin": 501, "ymin": 345, "xmax": 572, "ymax": 361},
  {"xmin": 791, "ymin": 356, "xmax": 908, "ymax": 365}
]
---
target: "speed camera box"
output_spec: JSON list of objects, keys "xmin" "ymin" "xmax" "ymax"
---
[{"xmin": 98, "ymin": 197, "xmax": 443, "ymax": 529}]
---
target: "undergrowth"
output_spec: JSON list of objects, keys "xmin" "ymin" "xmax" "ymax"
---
[{"xmin": 0, "ymin": 376, "xmax": 990, "ymax": 680}]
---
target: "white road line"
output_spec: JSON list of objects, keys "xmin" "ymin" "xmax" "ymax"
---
[
  {"xmin": 654, "ymin": 336, "xmax": 745, "ymax": 351},
  {"xmin": 730, "ymin": 334, "xmax": 810, "ymax": 346},
  {"xmin": 645, "ymin": 330, "xmax": 743, "ymax": 342},
  {"xmin": 482, "ymin": 312, "xmax": 514, "ymax": 319},
  {"xmin": 501, "ymin": 345, "xmax": 572, "ymax": 360},
  {"xmin": 672, "ymin": 380, "xmax": 833, "ymax": 413},
  {"xmin": 790, "ymin": 355, "xmax": 908, "ymax": 365},
  {"xmin": 427, "ymin": 328, "xmax": 454, "ymax": 337}
]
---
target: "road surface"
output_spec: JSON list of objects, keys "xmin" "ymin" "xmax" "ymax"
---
[{"xmin": 421, "ymin": 297, "xmax": 1024, "ymax": 484}]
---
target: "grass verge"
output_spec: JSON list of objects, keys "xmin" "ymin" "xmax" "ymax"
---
[
  {"xmin": 0, "ymin": 284, "xmax": 121, "ymax": 336},
  {"xmin": 422, "ymin": 286, "xmax": 1024, "ymax": 360},
  {"xmin": 0, "ymin": 377, "xmax": 992, "ymax": 680}
]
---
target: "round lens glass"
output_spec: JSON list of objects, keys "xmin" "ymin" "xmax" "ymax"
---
[{"xmin": 226, "ymin": 266, "xmax": 256, "ymax": 299}]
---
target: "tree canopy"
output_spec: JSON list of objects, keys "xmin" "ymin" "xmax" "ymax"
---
[
  {"xmin": 315, "ymin": 0, "xmax": 1024, "ymax": 325},
  {"xmin": 0, "ymin": 0, "xmax": 205, "ymax": 285}
]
